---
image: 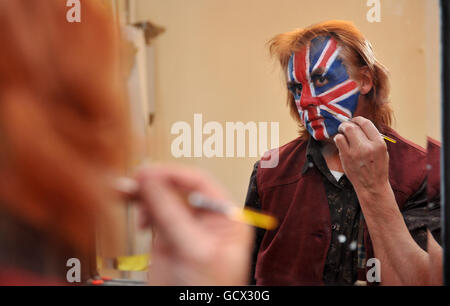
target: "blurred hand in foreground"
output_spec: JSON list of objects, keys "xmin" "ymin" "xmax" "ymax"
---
[{"xmin": 134, "ymin": 164, "xmax": 253, "ymax": 286}]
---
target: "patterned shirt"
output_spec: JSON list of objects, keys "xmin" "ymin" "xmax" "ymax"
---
[{"xmin": 245, "ymin": 137, "xmax": 441, "ymax": 285}]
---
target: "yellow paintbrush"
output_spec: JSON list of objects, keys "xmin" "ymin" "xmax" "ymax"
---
[
  {"xmin": 114, "ymin": 177, "xmax": 278, "ymax": 231},
  {"xmin": 188, "ymin": 192, "xmax": 278, "ymax": 230},
  {"xmin": 324, "ymin": 108, "xmax": 397, "ymax": 144}
]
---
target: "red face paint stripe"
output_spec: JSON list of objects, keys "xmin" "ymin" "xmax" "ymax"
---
[
  {"xmin": 323, "ymin": 104, "xmax": 350, "ymax": 118},
  {"xmin": 313, "ymin": 38, "xmax": 338, "ymax": 72},
  {"xmin": 293, "ymin": 48, "xmax": 312, "ymax": 97},
  {"xmin": 307, "ymin": 107, "xmax": 319, "ymax": 120},
  {"xmin": 317, "ymin": 81, "xmax": 359, "ymax": 105}
]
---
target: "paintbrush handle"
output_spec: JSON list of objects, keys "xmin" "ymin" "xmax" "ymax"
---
[
  {"xmin": 113, "ymin": 178, "xmax": 279, "ymax": 230},
  {"xmin": 188, "ymin": 192, "xmax": 278, "ymax": 230},
  {"xmin": 380, "ymin": 134, "xmax": 397, "ymax": 143}
]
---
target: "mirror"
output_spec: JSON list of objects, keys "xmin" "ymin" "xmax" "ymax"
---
[{"xmin": 109, "ymin": 0, "xmax": 445, "ymax": 285}]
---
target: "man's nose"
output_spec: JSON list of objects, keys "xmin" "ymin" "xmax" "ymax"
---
[{"xmin": 300, "ymin": 96, "xmax": 320, "ymax": 108}]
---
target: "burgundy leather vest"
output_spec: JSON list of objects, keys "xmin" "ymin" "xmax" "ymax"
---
[{"xmin": 255, "ymin": 127, "xmax": 428, "ymax": 285}]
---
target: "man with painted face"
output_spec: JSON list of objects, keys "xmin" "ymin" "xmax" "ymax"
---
[{"xmin": 244, "ymin": 20, "xmax": 441, "ymax": 285}]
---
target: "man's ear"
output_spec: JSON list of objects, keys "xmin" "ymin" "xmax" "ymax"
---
[{"xmin": 359, "ymin": 66, "xmax": 373, "ymax": 95}]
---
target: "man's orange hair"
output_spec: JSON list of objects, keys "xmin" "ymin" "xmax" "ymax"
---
[{"xmin": 269, "ymin": 20, "xmax": 393, "ymax": 138}]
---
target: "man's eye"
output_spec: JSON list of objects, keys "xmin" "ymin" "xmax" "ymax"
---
[
  {"xmin": 288, "ymin": 83, "xmax": 302, "ymax": 96},
  {"xmin": 312, "ymin": 75, "xmax": 329, "ymax": 87}
]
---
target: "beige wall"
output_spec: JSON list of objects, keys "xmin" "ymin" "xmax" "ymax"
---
[{"xmin": 134, "ymin": 0, "xmax": 440, "ymax": 204}]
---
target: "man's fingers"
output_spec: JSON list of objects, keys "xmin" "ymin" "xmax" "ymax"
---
[
  {"xmin": 337, "ymin": 121, "xmax": 368, "ymax": 148},
  {"xmin": 137, "ymin": 175, "xmax": 199, "ymax": 252},
  {"xmin": 334, "ymin": 133, "xmax": 349, "ymax": 155},
  {"xmin": 351, "ymin": 116, "xmax": 381, "ymax": 142},
  {"xmin": 136, "ymin": 164, "xmax": 230, "ymax": 202},
  {"xmin": 134, "ymin": 164, "xmax": 238, "ymax": 254}
]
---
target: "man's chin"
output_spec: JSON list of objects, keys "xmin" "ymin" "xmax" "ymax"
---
[{"xmin": 311, "ymin": 134, "xmax": 328, "ymax": 142}]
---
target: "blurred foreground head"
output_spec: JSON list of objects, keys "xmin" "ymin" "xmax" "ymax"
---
[{"xmin": 0, "ymin": 0, "xmax": 130, "ymax": 280}]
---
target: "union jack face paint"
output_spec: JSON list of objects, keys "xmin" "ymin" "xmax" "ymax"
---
[{"xmin": 287, "ymin": 36, "xmax": 360, "ymax": 141}]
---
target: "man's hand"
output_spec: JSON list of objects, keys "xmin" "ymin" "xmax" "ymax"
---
[
  {"xmin": 134, "ymin": 164, "xmax": 253, "ymax": 286},
  {"xmin": 333, "ymin": 116, "xmax": 390, "ymax": 198},
  {"xmin": 333, "ymin": 117, "xmax": 443, "ymax": 285}
]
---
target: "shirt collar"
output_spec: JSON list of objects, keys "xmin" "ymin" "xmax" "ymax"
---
[
  {"xmin": 301, "ymin": 137, "xmax": 347, "ymax": 188},
  {"xmin": 302, "ymin": 137, "xmax": 321, "ymax": 175}
]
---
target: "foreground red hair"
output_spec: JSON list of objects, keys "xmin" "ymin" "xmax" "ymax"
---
[{"xmin": 0, "ymin": 0, "xmax": 130, "ymax": 260}]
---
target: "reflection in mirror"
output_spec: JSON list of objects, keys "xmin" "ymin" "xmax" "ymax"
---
[
  {"xmin": 128, "ymin": 0, "xmax": 444, "ymax": 286},
  {"xmin": 241, "ymin": 2, "xmax": 440, "ymax": 286}
]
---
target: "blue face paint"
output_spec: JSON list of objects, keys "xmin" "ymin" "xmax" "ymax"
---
[{"xmin": 287, "ymin": 36, "xmax": 360, "ymax": 140}]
